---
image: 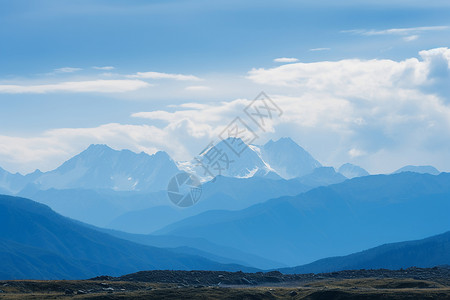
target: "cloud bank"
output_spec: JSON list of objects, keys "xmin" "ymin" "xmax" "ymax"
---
[
  {"xmin": 1, "ymin": 48, "xmax": 450, "ymax": 174},
  {"xmin": 274, "ymin": 57, "xmax": 299, "ymax": 63},
  {"xmin": 0, "ymin": 80, "xmax": 150, "ymax": 94},
  {"xmin": 126, "ymin": 71, "xmax": 201, "ymax": 81}
]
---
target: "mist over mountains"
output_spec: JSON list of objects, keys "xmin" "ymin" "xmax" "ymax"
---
[
  {"xmin": 0, "ymin": 137, "xmax": 442, "ymax": 234},
  {"xmin": 0, "ymin": 137, "xmax": 441, "ymax": 197},
  {"xmin": 0, "ymin": 137, "xmax": 448, "ymax": 280},
  {"xmin": 155, "ymin": 172, "xmax": 450, "ymax": 266},
  {"xmin": 0, "ymin": 138, "xmax": 359, "ymax": 194}
]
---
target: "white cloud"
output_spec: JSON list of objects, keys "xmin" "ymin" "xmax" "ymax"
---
[
  {"xmin": 349, "ymin": 148, "xmax": 366, "ymax": 158},
  {"xmin": 93, "ymin": 66, "xmax": 115, "ymax": 70},
  {"xmin": 344, "ymin": 25, "xmax": 449, "ymax": 36},
  {"xmin": 247, "ymin": 48, "xmax": 450, "ymax": 101},
  {"xmin": 132, "ymin": 98, "xmax": 249, "ymax": 125},
  {"xmin": 244, "ymin": 48, "xmax": 450, "ymax": 172},
  {"xmin": 419, "ymin": 47, "xmax": 450, "ymax": 66},
  {"xmin": 309, "ymin": 48, "xmax": 331, "ymax": 52},
  {"xmin": 274, "ymin": 57, "xmax": 299, "ymax": 63},
  {"xmin": 247, "ymin": 54, "xmax": 434, "ymax": 93},
  {"xmin": 54, "ymin": 67, "xmax": 82, "ymax": 73},
  {"xmin": 126, "ymin": 71, "xmax": 201, "ymax": 81},
  {"xmin": 0, "ymin": 79, "xmax": 151, "ymax": 94},
  {"xmin": 403, "ymin": 35, "xmax": 419, "ymax": 42}
]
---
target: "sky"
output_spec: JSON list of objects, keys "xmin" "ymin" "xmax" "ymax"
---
[{"xmin": 0, "ymin": 0, "xmax": 450, "ymax": 174}]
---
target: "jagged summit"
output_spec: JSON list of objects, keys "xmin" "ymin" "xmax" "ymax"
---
[
  {"xmin": 4, "ymin": 140, "xmax": 439, "ymax": 194},
  {"xmin": 258, "ymin": 137, "xmax": 321, "ymax": 179},
  {"xmin": 0, "ymin": 144, "xmax": 180, "ymax": 193},
  {"xmin": 0, "ymin": 138, "xmax": 325, "ymax": 194},
  {"xmin": 191, "ymin": 137, "xmax": 275, "ymax": 180},
  {"xmin": 185, "ymin": 137, "xmax": 322, "ymax": 181},
  {"xmin": 86, "ymin": 143, "xmax": 112, "ymax": 150},
  {"xmin": 266, "ymin": 137, "xmax": 297, "ymax": 145},
  {"xmin": 75, "ymin": 144, "xmax": 173, "ymax": 166}
]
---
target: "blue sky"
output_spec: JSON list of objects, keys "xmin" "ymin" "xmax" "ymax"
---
[{"xmin": 1, "ymin": 0, "xmax": 450, "ymax": 174}]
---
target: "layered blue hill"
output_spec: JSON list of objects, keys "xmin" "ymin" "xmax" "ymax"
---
[
  {"xmin": 280, "ymin": 230, "xmax": 450, "ymax": 274},
  {"xmin": 0, "ymin": 194, "xmax": 255, "ymax": 280},
  {"xmin": 155, "ymin": 172, "xmax": 450, "ymax": 266},
  {"xmin": 393, "ymin": 165, "xmax": 440, "ymax": 175},
  {"xmin": 338, "ymin": 163, "xmax": 370, "ymax": 179}
]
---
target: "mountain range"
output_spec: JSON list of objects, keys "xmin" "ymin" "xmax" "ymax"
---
[
  {"xmin": 33, "ymin": 145, "xmax": 180, "ymax": 192},
  {"xmin": 2, "ymin": 169, "xmax": 450, "ymax": 279},
  {"xmin": 155, "ymin": 172, "xmax": 450, "ymax": 266},
  {"xmin": 0, "ymin": 137, "xmax": 442, "ymax": 236},
  {"xmin": 0, "ymin": 145, "xmax": 180, "ymax": 194},
  {"xmin": 0, "ymin": 194, "xmax": 256, "ymax": 280},
  {"xmin": 106, "ymin": 168, "xmax": 350, "ymax": 234},
  {"xmin": 1, "ymin": 172, "xmax": 450, "ymax": 278},
  {"xmin": 0, "ymin": 138, "xmax": 441, "ymax": 198},
  {"xmin": 17, "ymin": 170, "xmax": 341, "ymax": 232},
  {"xmin": 180, "ymin": 137, "xmax": 321, "ymax": 181},
  {"xmin": 0, "ymin": 137, "xmax": 448, "ymax": 280},
  {"xmin": 0, "ymin": 138, "xmax": 365, "ymax": 233},
  {"xmin": 0, "ymin": 138, "xmax": 356, "ymax": 195}
]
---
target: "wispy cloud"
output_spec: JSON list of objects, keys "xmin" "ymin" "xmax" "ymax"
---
[
  {"xmin": 0, "ymin": 80, "xmax": 150, "ymax": 94},
  {"xmin": 54, "ymin": 67, "xmax": 82, "ymax": 73},
  {"xmin": 274, "ymin": 57, "xmax": 298, "ymax": 63},
  {"xmin": 309, "ymin": 48, "xmax": 331, "ymax": 52},
  {"xmin": 349, "ymin": 148, "xmax": 366, "ymax": 158},
  {"xmin": 93, "ymin": 66, "xmax": 115, "ymax": 70},
  {"xmin": 343, "ymin": 25, "xmax": 449, "ymax": 36},
  {"xmin": 403, "ymin": 35, "xmax": 419, "ymax": 42},
  {"xmin": 126, "ymin": 71, "xmax": 201, "ymax": 81}
]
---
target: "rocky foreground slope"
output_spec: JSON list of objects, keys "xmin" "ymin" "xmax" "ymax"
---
[{"xmin": 1, "ymin": 267, "xmax": 450, "ymax": 299}]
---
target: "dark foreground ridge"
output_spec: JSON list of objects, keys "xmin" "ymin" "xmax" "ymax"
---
[
  {"xmin": 1, "ymin": 267, "xmax": 450, "ymax": 299},
  {"xmin": 93, "ymin": 266, "xmax": 450, "ymax": 286}
]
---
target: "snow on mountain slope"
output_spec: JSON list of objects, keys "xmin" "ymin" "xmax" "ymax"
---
[
  {"xmin": 181, "ymin": 137, "xmax": 321, "ymax": 181},
  {"xmin": 0, "ymin": 138, "xmax": 327, "ymax": 193},
  {"xmin": 34, "ymin": 144, "xmax": 180, "ymax": 192},
  {"xmin": 256, "ymin": 137, "xmax": 322, "ymax": 179},
  {"xmin": 181, "ymin": 137, "xmax": 278, "ymax": 181}
]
